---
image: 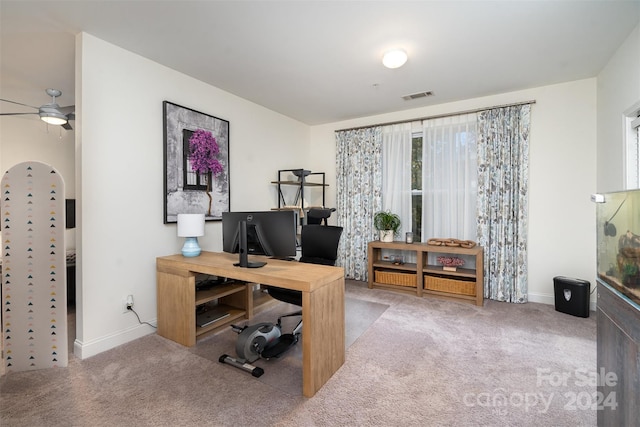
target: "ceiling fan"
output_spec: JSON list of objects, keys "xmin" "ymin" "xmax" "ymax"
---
[{"xmin": 0, "ymin": 88, "xmax": 75, "ymax": 130}]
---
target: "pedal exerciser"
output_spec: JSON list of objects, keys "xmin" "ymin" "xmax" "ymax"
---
[{"xmin": 219, "ymin": 321, "xmax": 298, "ymax": 377}]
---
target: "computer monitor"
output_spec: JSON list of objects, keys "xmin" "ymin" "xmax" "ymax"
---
[{"xmin": 222, "ymin": 210, "xmax": 298, "ymax": 268}]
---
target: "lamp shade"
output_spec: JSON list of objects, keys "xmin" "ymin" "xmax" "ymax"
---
[{"xmin": 177, "ymin": 214, "xmax": 205, "ymax": 237}]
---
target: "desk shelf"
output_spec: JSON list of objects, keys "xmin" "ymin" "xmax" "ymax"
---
[
  {"xmin": 195, "ymin": 282, "xmax": 246, "ymax": 305},
  {"xmin": 157, "ymin": 276, "xmax": 282, "ymax": 345},
  {"xmin": 157, "ymin": 273, "xmax": 250, "ymax": 346},
  {"xmin": 193, "ymin": 281, "xmax": 248, "ymax": 339},
  {"xmin": 195, "ymin": 308, "xmax": 245, "ymax": 337}
]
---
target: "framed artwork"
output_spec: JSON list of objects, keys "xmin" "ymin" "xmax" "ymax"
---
[{"xmin": 163, "ymin": 101, "xmax": 230, "ymax": 223}]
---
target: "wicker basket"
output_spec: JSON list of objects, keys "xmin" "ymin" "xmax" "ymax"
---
[
  {"xmin": 424, "ymin": 275, "xmax": 475, "ymax": 296},
  {"xmin": 375, "ymin": 270, "xmax": 416, "ymax": 287}
]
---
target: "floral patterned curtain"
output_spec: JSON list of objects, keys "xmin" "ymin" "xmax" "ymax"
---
[
  {"xmin": 476, "ymin": 104, "xmax": 531, "ymax": 303},
  {"xmin": 335, "ymin": 127, "xmax": 383, "ymax": 280}
]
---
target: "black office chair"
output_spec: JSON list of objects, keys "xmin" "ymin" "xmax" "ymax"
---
[
  {"xmin": 306, "ymin": 208, "xmax": 336, "ymax": 226},
  {"xmin": 263, "ymin": 225, "xmax": 343, "ymax": 355}
]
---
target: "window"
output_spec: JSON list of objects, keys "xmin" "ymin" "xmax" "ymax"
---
[
  {"xmin": 382, "ymin": 113, "xmax": 481, "ymax": 244},
  {"xmin": 182, "ymin": 129, "xmax": 209, "ymax": 191},
  {"xmin": 411, "ymin": 136, "xmax": 423, "ymax": 240},
  {"xmin": 382, "ymin": 114, "xmax": 478, "ymax": 242},
  {"xmin": 627, "ymin": 106, "xmax": 640, "ymax": 189},
  {"xmin": 402, "ymin": 113, "xmax": 478, "ymax": 242}
]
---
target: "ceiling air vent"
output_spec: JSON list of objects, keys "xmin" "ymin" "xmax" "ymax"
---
[{"xmin": 402, "ymin": 91, "xmax": 434, "ymax": 101}]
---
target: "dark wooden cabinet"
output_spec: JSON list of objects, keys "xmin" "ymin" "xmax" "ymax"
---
[{"xmin": 596, "ymin": 282, "xmax": 640, "ymax": 425}]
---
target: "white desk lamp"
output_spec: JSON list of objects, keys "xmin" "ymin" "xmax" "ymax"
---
[{"xmin": 177, "ymin": 213, "xmax": 205, "ymax": 257}]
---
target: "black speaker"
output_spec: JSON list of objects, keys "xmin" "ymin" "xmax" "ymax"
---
[{"xmin": 553, "ymin": 276, "xmax": 590, "ymax": 318}]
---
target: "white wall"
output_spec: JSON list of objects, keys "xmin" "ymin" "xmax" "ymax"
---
[
  {"xmin": 310, "ymin": 79, "xmax": 598, "ymax": 307},
  {"xmin": 597, "ymin": 23, "xmax": 640, "ymax": 192},
  {"xmin": 75, "ymin": 33, "xmax": 310, "ymax": 358},
  {"xmin": 0, "ymin": 113, "xmax": 77, "ymax": 249}
]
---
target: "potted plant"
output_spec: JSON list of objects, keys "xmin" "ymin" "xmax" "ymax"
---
[{"xmin": 374, "ymin": 211, "xmax": 401, "ymax": 242}]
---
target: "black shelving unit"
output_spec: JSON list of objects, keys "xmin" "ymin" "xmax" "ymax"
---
[{"xmin": 271, "ymin": 169, "xmax": 327, "ymax": 214}]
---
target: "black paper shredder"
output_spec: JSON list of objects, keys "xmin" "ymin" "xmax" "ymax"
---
[{"xmin": 553, "ymin": 276, "xmax": 590, "ymax": 318}]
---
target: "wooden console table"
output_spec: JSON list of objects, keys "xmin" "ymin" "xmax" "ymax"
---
[
  {"xmin": 156, "ymin": 251, "xmax": 345, "ymax": 398},
  {"xmin": 368, "ymin": 241, "xmax": 484, "ymax": 306}
]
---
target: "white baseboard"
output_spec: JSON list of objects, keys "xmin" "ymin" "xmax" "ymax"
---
[
  {"xmin": 73, "ymin": 320, "xmax": 157, "ymax": 359},
  {"xmin": 526, "ymin": 292, "xmax": 555, "ymax": 306},
  {"xmin": 527, "ymin": 292, "xmax": 597, "ymax": 312}
]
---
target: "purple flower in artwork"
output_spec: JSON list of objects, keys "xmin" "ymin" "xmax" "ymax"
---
[{"xmin": 188, "ymin": 129, "xmax": 223, "ymax": 176}]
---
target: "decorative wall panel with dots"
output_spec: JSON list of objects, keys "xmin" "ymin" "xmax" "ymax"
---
[{"xmin": 2, "ymin": 161, "xmax": 68, "ymax": 372}]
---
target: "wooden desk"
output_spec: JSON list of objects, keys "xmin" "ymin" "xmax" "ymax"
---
[{"xmin": 156, "ymin": 251, "xmax": 345, "ymax": 397}]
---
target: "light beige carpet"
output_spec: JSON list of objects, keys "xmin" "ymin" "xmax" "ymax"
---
[
  {"xmin": 190, "ymin": 296, "xmax": 389, "ymax": 395},
  {"xmin": 1, "ymin": 280, "xmax": 597, "ymax": 426}
]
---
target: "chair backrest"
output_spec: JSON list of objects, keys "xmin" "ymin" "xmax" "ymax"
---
[
  {"xmin": 299, "ymin": 225, "xmax": 343, "ymax": 265},
  {"xmin": 267, "ymin": 225, "xmax": 343, "ymax": 307},
  {"xmin": 306, "ymin": 208, "xmax": 336, "ymax": 226}
]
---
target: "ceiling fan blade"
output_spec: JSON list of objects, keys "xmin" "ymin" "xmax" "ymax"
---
[
  {"xmin": 0, "ymin": 98, "xmax": 38, "ymax": 109},
  {"xmin": 1, "ymin": 91, "xmax": 74, "ymax": 129},
  {"xmin": 58, "ymin": 105, "xmax": 75, "ymax": 115}
]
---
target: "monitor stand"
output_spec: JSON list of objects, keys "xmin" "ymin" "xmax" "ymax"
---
[{"xmin": 234, "ymin": 220, "xmax": 266, "ymax": 268}]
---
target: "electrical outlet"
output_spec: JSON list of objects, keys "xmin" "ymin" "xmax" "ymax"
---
[{"xmin": 122, "ymin": 294, "xmax": 134, "ymax": 313}]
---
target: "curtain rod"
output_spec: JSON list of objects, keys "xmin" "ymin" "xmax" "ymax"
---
[{"xmin": 335, "ymin": 99, "xmax": 536, "ymax": 133}]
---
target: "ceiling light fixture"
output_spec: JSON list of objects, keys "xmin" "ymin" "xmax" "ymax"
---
[
  {"xmin": 382, "ymin": 49, "xmax": 408, "ymax": 69},
  {"xmin": 40, "ymin": 109, "xmax": 68, "ymax": 126},
  {"xmin": 39, "ymin": 88, "xmax": 69, "ymax": 125}
]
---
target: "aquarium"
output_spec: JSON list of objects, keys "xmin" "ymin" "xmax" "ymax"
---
[{"xmin": 596, "ymin": 189, "xmax": 640, "ymax": 308}]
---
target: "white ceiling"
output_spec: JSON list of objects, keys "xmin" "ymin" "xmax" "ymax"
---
[{"xmin": 1, "ymin": 0, "xmax": 639, "ymax": 126}]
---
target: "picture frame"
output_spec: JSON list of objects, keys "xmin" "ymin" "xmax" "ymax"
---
[{"xmin": 163, "ymin": 101, "xmax": 230, "ymax": 223}]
